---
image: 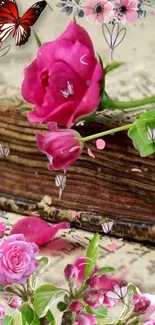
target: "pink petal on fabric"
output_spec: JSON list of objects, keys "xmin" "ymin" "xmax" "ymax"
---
[
  {"xmin": 96, "ymin": 139, "xmax": 106, "ymax": 150},
  {"xmin": 126, "ymin": 9, "xmax": 138, "ymax": 22},
  {"xmin": 131, "ymin": 168, "xmax": 142, "ymax": 173},
  {"xmin": 120, "ymin": 0, "xmax": 129, "ymax": 6},
  {"xmin": 72, "ymin": 211, "xmax": 77, "ymax": 219},
  {"xmin": 118, "ymin": 238, "xmax": 124, "ymax": 241},
  {"xmin": 109, "ymin": 243, "xmax": 118, "ymax": 251},
  {"xmin": 10, "ymin": 217, "xmax": 70, "ymax": 247},
  {"xmin": 87, "ymin": 148, "xmax": 95, "ymax": 158}
]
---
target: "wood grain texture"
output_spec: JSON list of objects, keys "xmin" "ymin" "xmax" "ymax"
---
[{"xmin": 0, "ymin": 106, "xmax": 155, "ymax": 243}]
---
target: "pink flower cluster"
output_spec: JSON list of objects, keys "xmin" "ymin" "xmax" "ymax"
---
[
  {"xmin": 22, "ymin": 22, "xmax": 103, "ymax": 171},
  {"xmin": 83, "ymin": 0, "xmax": 139, "ymax": 25}
]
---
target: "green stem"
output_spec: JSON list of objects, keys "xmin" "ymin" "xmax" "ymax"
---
[
  {"xmin": 109, "ymin": 96, "xmax": 155, "ymax": 110},
  {"xmin": 82, "ymin": 123, "xmax": 133, "ymax": 142}
]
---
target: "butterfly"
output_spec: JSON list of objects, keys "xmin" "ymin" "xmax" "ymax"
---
[
  {"xmin": 0, "ymin": 0, "xmax": 47, "ymax": 46},
  {"xmin": 55, "ymin": 174, "xmax": 67, "ymax": 199},
  {"xmin": 59, "ymin": 81, "xmax": 74, "ymax": 99},
  {"xmin": 0, "ymin": 143, "xmax": 10, "ymax": 158},
  {"xmin": 105, "ymin": 280, "xmax": 128, "ymax": 304},
  {"xmin": 101, "ymin": 220, "xmax": 114, "ymax": 234}
]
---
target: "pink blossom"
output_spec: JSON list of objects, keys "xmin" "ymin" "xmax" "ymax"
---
[
  {"xmin": 135, "ymin": 294, "xmax": 155, "ymax": 321},
  {"xmin": 8, "ymin": 297, "xmax": 22, "ymax": 309},
  {"xmin": 86, "ymin": 274, "xmax": 99, "ymax": 288},
  {"xmin": 10, "ymin": 216, "xmax": 69, "ymax": 247},
  {"xmin": 0, "ymin": 234, "xmax": 39, "ymax": 285},
  {"xmin": 0, "ymin": 304, "xmax": 5, "ymax": 319},
  {"xmin": 75, "ymin": 313, "xmax": 97, "ymax": 325},
  {"xmin": 64, "ymin": 264, "xmax": 79, "ymax": 281},
  {"xmin": 22, "ymin": 22, "xmax": 103, "ymax": 128},
  {"xmin": 69, "ymin": 301, "xmax": 82, "ymax": 312},
  {"xmin": 0, "ymin": 222, "xmax": 7, "ymax": 238},
  {"xmin": 114, "ymin": 0, "xmax": 138, "ymax": 23},
  {"xmin": 133, "ymin": 294, "xmax": 151, "ymax": 313},
  {"xmin": 84, "ymin": 289, "xmax": 104, "ymax": 309},
  {"xmin": 83, "ymin": 0, "xmax": 114, "ymax": 24},
  {"xmin": 36, "ymin": 123, "xmax": 83, "ymax": 171}
]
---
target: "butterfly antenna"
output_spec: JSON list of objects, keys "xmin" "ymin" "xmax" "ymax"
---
[{"xmin": 47, "ymin": 1, "xmax": 53, "ymax": 11}]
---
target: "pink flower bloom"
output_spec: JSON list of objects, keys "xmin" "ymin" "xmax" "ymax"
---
[
  {"xmin": 84, "ymin": 289, "xmax": 104, "ymax": 309},
  {"xmin": 0, "ymin": 304, "xmax": 5, "ymax": 319},
  {"xmin": 0, "ymin": 234, "xmax": 39, "ymax": 285},
  {"xmin": 69, "ymin": 301, "xmax": 82, "ymax": 312},
  {"xmin": 36, "ymin": 123, "xmax": 83, "ymax": 171},
  {"xmin": 86, "ymin": 274, "xmax": 99, "ymax": 288},
  {"xmin": 133, "ymin": 294, "xmax": 151, "ymax": 313},
  {"xmin": 83, "ymin": 0, "xmax": 114, "ymax": 24},
  {"xmin": 114, "ymin": 0, "xmax": 138, "ymax": 23},
  {"xmin": 22, "ymin": 22, "xmax": 103, "ymax": 128},
  {"xmin": 8, "ymin": 297, "xmax": 22, "ymax": 309},
  {"xmin": 135, "ymin": 294, "xmax": 155, "ymax": 321},
  {"xmin": 64, "ymin": 264, "xmax": 79, "ymax": 281},
  {"xmin": 0, "ymin": 222, "xmax": 7, "ymax": 238},
  {"xmin": 75, "ymin": 313, "xmax": 97, "ymax": 325},
  {"xmin": 10, "ymin": 216, "xmax": 69, "ymax": 247}
]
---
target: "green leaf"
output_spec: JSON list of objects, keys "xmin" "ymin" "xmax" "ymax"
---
[
  {"xmin": 32, "ymin": 256, "xmax": 50, "ymax": 289},
  {"xmin": 97, "ymin": 267, "xmax": 115, "ymax": 276},
  {"xmin": 19, "ymin": 303, "xmax": 40, "ymax": 325},
  {"xmin": 128, "ymin": 109, "xmax": 155, "ymax": 157},
  {"xmin": 105, "ymin": 61, "xmax": 124, "ymax": 74},
  {"xmin": 9, "ymin": 310, "xmax": 28, "ymax": 325},
  {"xmin": 2, "ymin": 316, "xmax": 12, "ymax": 325},
  {"xmin": 33, "ymin": 31, "xmax": 42, "ymax": 47},
  {"xmin": 33, "ymin": 284, "xmax": 65, "ymax": 318},
  {"xmin": 57, "ymin": 301, "xmax": 67, "ymax": 312},
  {"xmin": 46, "ymin": 310, "xmax": 56, "ymax": 325},
  {"xmin": 92, "ymin": 305, "xmax": 108, "ymax": 317},
  {"xmin": 84, "ymin": 233, "xmax": 100, "ymax": 280}
]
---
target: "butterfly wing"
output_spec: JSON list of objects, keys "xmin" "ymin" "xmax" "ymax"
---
[
  {"xmin": 0, "ymin": 0, "xmax": 18, "ymax": 41},
  {"xmin": 14, "ymin": 1, "xmax": 47, "ymax": 46}
]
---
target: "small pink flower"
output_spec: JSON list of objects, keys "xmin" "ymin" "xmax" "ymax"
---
[
  {"xmin": 8, "ymin": 297, "xmax": 22, "ymax": 309},
  {"xmin": 83, "ymin": 0, "xmax": 114, "ymax": 24},
  {"xmin": 114, "ymin": 0, "xmax": 138, "ymax": 23},
  {"xmin": 0, "ymin": 234, "xmax": 39, "ymax": 285},
  {"xmin": 0, "ymin": 304, "xmax": 5, "ymax": 319},
  {"xmin": 75, "ymin": 313, "xmax": 97, "ymax": 325},
  {"xmin": 133, "ymin": 294, "xmax": 151, "ymax": 313},
  {"xmin": 64, "ymin": 264, "xmax": 79, "ymax": 281},
  {"xmin": 86, "ymin": 274, "xmax": 99, "ymax": 288},
  {"xmin": 0, "ymin": 222, "xmax": 7, "ymax": 238},
  {"xmin": 69, "ymin": 301, "xmax": 82, "ymax": 312},
  {"xmin": 84, "ymin": 289, "xmax": 104, "ymax": 309},
  {"xmin": 22, "ymin": 22, "xmax": 103, "ymax": 128},
  {"xmin": 37, "ymin": 123, "xmax": 83, "ymax": 171},
  {"xmin": 10, "ymin": 216, "xmax": 69, "ymax": 247}
]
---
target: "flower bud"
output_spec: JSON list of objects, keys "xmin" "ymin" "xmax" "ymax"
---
[
  {"xmin": 69, "ymin": 301, "xmax": 82, "ymax": 312},
  {"xmin": 0, "ymin": 304, "xmax": 5, "ymax": 319},
  {"xmin": 8, "ymin": 297, "xmax": 22, "ymax": 309},
  {"xmin": 0, "ymin": 222, "xmax": 7, "ymax": 238},
  {"xmin": 84, "ymin": 289, "xmax": 104, "ymax": 309},
  {"xmin": 133, "ymin": 294, "xmax": 151, "ymax": 313},
  {"xmin": 64, "ymin": 264, "xmax": 79, "ymax": 281},
  {"xmin": 86, "ymin": 274, "xmax": 99, "ymax": 288}
]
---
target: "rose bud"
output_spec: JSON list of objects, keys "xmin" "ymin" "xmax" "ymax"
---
[
  {"xmin": 86, "ymin": 274, "xmax": 99, "ymax": 288},
  {"xmin": 64, "ymin": 264, "xmax": 79, "ymax": 281},
  {"xmin": 75, "ymin": 313, "xmax": 97, "ymax": 325},
  {"xmin": 69, "ymin": 301, "xmax": 82, "ymax": 312},
  {"xmin": 0, "ymin": 222, "xmax": 7, "ymax": 237},
  {"xmin": 84, "ymin": 289, "xmax": 104, "ymax": 309},
  {"xmin": 0, "ymin": 304, "xmax": 5, "ymax": 319},
  {"xmin": 133, "ymin": 294, "xmax": 151, "ymax": 313},
  {"xmin": 8, "ymin": 297, "xmax": 22, "ymax": 309},
  {"xmin": 37, "ymin": 123, "xmax": 84, "ymax": 171}
]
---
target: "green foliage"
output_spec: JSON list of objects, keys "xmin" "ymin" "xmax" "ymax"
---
[
  {"xmin": 84, "ymin": 233, "xmax": 100, "ymax": 280},
  {"xmin": 97, "ymin": 267, "xmax": 115, "ymax": 276},
  {"xmin": 19, "ymin": 303, "xmax": 40, "ymax": 325},
  {"xmin": 57, "ymin": 301, "xmax": 67, "ymax": 312},
  {"xmin": 105, "ymin": 61, "xmax": 124, "ymax": 74},
  {"xmin": 33, "ymin": 31, "xmax": 42, "ymax": 47},
  {"xmin": 2, "ymin": 316, "xmax": 12, "ymax": 325},
  {"xmin": 9, "ymin": 310, "xmax": 28, "ymax": 325},
  {"xmin": 46, "ymin": 310, "xmax": 56, "ymax": 325},
  {"xmin": 128, "ymin": 109, "xmax": 155, "ymax": 157},
  {"xmin": 32, "ymin": 256, "xmax": 51, "ymax": 290},
  {"xmin": 33, "ymin": 284, "xmax": 65, "ymax": 318}
]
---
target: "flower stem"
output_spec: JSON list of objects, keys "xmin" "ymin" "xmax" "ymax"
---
[
  {"xmin": 108, "ymin": 96, "xmax": 155, "ymax": 110},
  {"xmin": 81, "ymin": 123, "xmax": 133, "ymax": 142}
]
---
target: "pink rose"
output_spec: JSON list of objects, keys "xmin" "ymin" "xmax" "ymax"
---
[
  {"xmin": 0, "ymin": 234, "xmax": 39, "ymax": 285},
  {"xmin": 37, "ymin": 123, "xmax": 83, "ymax": 171},
  {"xmin": 22, "ymin": 22, "xmax": 103, "ymax": 127}
]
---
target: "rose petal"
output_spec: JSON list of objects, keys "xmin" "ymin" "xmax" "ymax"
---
[
  {"xmin": 87, "ymin": 148, "xmax": 95, "ymax": 158},
  {"xmin": 96, "ymin": 139, "xmax": 106, "ymax": 150}
]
